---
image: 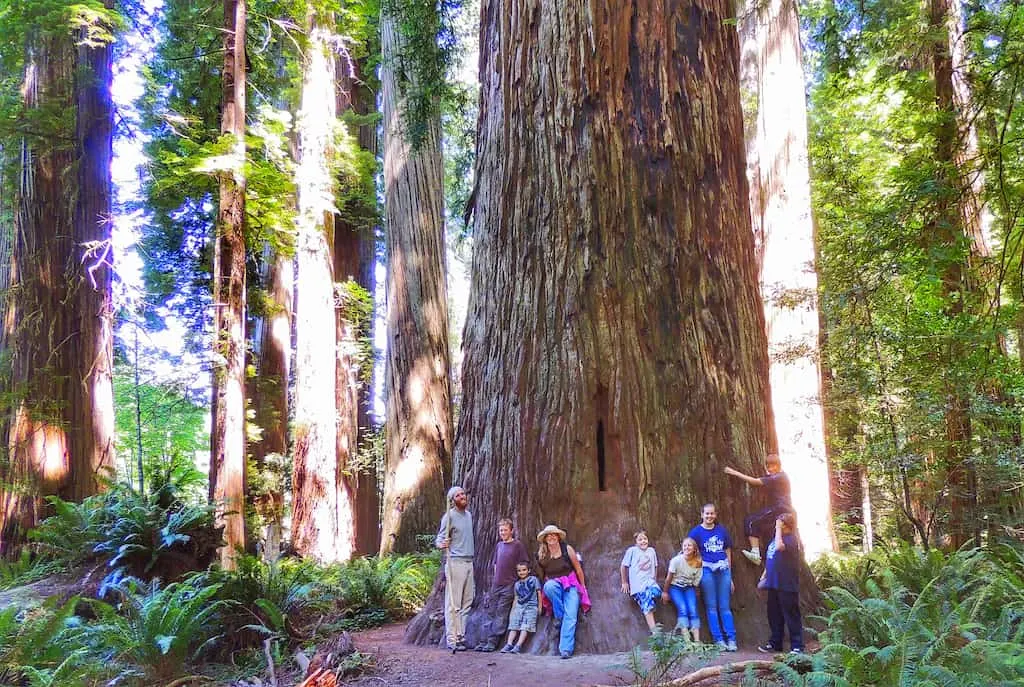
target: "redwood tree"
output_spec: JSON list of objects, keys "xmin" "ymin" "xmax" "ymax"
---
[
  {"xmin": 0, "ymin": 4, "xmax": 116, "ymax": 553},
  {"xmin": 336, "ymin": 56, "xmax": 380, "ymax": 556},
  {"xmin": 211, "ymin": 0, "xmax": 248, "ymax": 569},
  {"xmin": 379, "ymin": 6, "xmax": 454, "ymax": 555},
  {"xmin": 291, "ymin": 6, "xmax": 355, "ymax": 563},
  {"xmin": 739, "ymin": 0, "xmax": 835, "ymax": 557},
  {"xmin": 409, "ymin": 0, "xmax": 780, "ymax": 653}
]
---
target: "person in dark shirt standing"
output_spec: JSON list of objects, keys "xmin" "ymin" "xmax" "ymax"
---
[
  {"xmin": 474, "ymin": 518, "xmax": 529, "ymax": 651},
  {"xmin": 724, "ymin": 453, "xmax": 792, "ymax": 565},
  {"xmin": 757, "ymin": 512, "xmax": 804, "ymax": 654}
]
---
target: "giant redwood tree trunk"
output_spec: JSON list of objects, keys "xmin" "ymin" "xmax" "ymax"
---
[
  {"xmin": 211, "ymin": 0, "xmax": 248, "ymax": 569},
  {"xmin": 408, "ymin": 0, "xmax": 779, "ymax": 654},
  {"xmin": 0, "ymin": 11, "xmax": 116, "ymax": 554},
  {"xmin": 291, "ymin": 9, "xmax": 355, "ymax": 564},
  {"xmin": 739, "ymin": 0, "xmax": 835, "ymax": 557},
  {"xmin": 379, "ymin": 10, "xmax": 454, "ymax": 555}
]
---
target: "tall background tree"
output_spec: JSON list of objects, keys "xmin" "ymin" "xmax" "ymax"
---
[
  {"xmin": 410, "ymin": 0, "xmax": 783, "ymax": 652},
  {"xmin": 0, "ymin": 1, "xmax": 117, "ymax": 553},
  {"xmin": 210, "ymin": 0, "xmax": 248, "ymax": 568},
  {"xmin": 379, "ymin": 0, "xmax": 455, "ymax": 555},
  {"xmin": 740, "ymin": 0, "xmax": 836, "ymax": 557}
]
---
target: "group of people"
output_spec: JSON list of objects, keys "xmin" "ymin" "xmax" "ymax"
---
[{"xmin": 435, "ymin": 454, "xmax": 803, "ymax": 660}]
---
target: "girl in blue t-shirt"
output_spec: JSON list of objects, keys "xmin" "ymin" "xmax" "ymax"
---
[{"xmin": 687, "ymin": 503, "xmax": 738, "ymax": 651}]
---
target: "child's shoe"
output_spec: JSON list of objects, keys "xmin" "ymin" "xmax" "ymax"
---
[
  {"xmin": 757, "ymin": 642, "xmax": 781, "ymax": 653},
  {"xmin": 742, "ymin": 549, "xmax": 762, "ymax": 565},
  {"xmin": 509, "ymin": 645, "xmax": 521, "ymax": 654},
  {"xmin": 499, "ymin": 644, "xmax": 514, "ymax": 653}
]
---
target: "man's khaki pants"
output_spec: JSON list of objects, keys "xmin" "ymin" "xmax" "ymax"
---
[{"xmin": 444, "ymin": 557, "xmax": 475, "ymax": 646}]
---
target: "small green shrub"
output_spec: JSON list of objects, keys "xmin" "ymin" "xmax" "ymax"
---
[
  {"xmin": 324, "ymin": 551, "xmax": 440, "ymax": 621},
  {"xmin": 0, "ymin": 597, "xmax": 106, "ymax": 687},
  {"xmin": 30, "ymin": 482, "xmax": 219, "ymax": 587},
  {"xmin": 0, "ymin": 550, "xmax": 66, "ymax": 591},
  {"xmin": 85, "ymin": 577, "xmax": 228, "ymax": 680}
]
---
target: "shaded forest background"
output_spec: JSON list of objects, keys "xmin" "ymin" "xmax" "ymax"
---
[{"xmin": 0, "ymin": 0, "xmax": 1021, "ymax": 683}]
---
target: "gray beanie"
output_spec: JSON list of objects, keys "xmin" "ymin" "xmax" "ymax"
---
[{"xmin": 447, "ymin": 485, "xmax": 465, "ymax": 505}]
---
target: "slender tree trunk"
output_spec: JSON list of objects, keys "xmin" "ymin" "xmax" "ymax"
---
[
  {"xmin": 252, "ymin": 249, "xmax": 292, "ymax": 561},
  {"xmin": 929, "ymin": 0, "xmax": 981, "ymax": 549},
  {"xmin": 379, "ymin": 10, "xmax": 454, "ymax": 555},
  {"xmin": 336, "ymin": 57, "xmax": 380, "ymax": 556},
  {"xmin": 211, "ymin": 0, "xmax": 248, "ymax": 569},
  {"xmin": 408, "ymin": 0, "xmax": 787, "ymax": 653},
  {"xmin": 0, "ymin": 11, "xmax": 116, "ymax": 554},
  {"xmin": 291, "ymin": 9, "xmax": 354, "ymax": 563},
  {"xmin": 739, "ymin": 0, "xmax": 834, "ymax": 558}
]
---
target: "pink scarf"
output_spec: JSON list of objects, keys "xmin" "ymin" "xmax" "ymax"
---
[{"xmin": 540, "ymin": 571, "xmax": 592, "ymax": 615}]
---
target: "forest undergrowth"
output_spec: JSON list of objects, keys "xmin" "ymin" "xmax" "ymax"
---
[{"xmin": 0, "ymin": 482, "xmax": 1021, "ymax": 686}]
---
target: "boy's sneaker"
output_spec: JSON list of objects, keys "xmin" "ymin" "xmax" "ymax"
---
[
  {"xmin": 509, "ymin": 645, "xmax": 521, "ymax": 654},
  {"xmin": 742, "ymin": 549, "xmax": 762, "ymax": 565},
  {"xmin": 789, "ymin": 648, "xmax": 804, "ymax": 655},
  {"xmin": 499, "ymin": 644, "xmax": 514, "ymax": 653},
  {"xmin": 726, "ymin": 640, "xmax": 738, "ymax": 652},
  {"xmin": 757, "ymin": 643, "xmax": 781, "ymax": 654}
]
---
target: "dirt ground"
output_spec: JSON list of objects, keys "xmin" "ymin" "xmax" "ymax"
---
[{"xmin": 345, "ymin": 622, "xmax": 782, "ymax": 687}]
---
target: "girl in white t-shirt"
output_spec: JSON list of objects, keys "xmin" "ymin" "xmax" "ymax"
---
[
  {"xmin": 620, "ymin": 529, "xmax": 663, "ymax": 634},
  {"xmin": 661, "ymin": 537, "xmax": 703, "ymax": 641}
]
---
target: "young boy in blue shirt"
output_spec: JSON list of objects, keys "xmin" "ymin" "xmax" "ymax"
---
[{"xmin": 757, "ymin": 512, "xmax": 804, "ymax": 654}]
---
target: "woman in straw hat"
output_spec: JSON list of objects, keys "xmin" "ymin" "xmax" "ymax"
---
[{"xmin": 536, "ymin": 524, "xmax": 590, "ymax": 658}]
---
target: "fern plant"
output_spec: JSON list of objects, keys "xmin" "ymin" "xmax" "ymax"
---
[
  {"xmin": 85, "ymin": 577, "xmax": 228, "ymax": 680},
  {"xmin": 810, "ymin": 545, "xmax": 1024, "ymax": 686},
  {"xmin": 0, "ymin": 597, "xmax": 107, "ymax": 687}
]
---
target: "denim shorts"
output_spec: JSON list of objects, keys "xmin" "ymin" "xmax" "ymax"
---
[{"xmin": 508, "ymin": 601, "xmax": 538, "ymax": 632}]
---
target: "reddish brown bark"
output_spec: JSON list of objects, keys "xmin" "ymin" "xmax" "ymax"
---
[
  {"xmin": 251, "ymin": 250, "xmax": 292, "ymax": 559},
  {"xmin": 335, "ymin": 57, "xmax": 380, "ymax": 556},
  {"xmin": 408, "ymin": 0, "xmax": 784, "ymax": 653},
  {"xmin": 929, "ymin": 0, "xmax": 980, "ymax": 549},
  {"xmin": 0, "ymin": 12, "xmax": 116, "ymax": 554},
  {"xmin": 211, "ymin": 0, "xmax": 248, "ymax": 569},
  {"xmin": 379, "ymin": 11, "xmax": 454, "ymax": 555}
]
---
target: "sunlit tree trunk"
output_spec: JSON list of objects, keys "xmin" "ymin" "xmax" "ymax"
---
[
  {"xmin": 211, "ymin": 0, "xmax": 248, "ymax": 569},
  {"xmin": 379, "ymin": 9, "xmax": 454, "ymax": 555},
  {"xmin": 739, "ymin": 0, "xmax": 835, "ymax": 557},
  {"xmin": 291, "ymin": 8, "xmax": 354, "ymax": 563},
  {"xmin": 407, "ymin": 0, "xmax": 793, "ymax": 652},
  {"xmin": 251, "ymin": 249, "xmax": 292, "ymax": 561},
  {"xmin": 336, "ymin": 57, "xmax": 380, "ymax": 556},
  {"xmin": 0, "ymin": 10, "xmax": 116, "ymax": 554}
]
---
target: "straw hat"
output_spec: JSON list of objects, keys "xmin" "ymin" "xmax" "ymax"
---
[{"xmin": 536, "ymin": 524, "xmax": 567, "ymax": 542}]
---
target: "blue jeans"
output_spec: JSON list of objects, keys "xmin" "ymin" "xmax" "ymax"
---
[
  {"xmin": 699, "ymin": 567, "xmax": 736, "ymax": 642},
  {"xmin": 668, "ymin": 585, "xmax": 700, "ymax": 629},
  {"xmin": 543, "ymin": 579, "xmax": 580, "ymax": 655}
]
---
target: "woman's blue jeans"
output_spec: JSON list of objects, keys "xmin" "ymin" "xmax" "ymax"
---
[
  {"xmin": 668, "ymin": 585, "xmax": 700, "ymax": 629},
  {"xmin": 699, "ymin": 567, "xmax": 736, "ymax": 642},
  {"xmin": 542, "ymin": 579, "xmax": 580, "ymax": 655}
]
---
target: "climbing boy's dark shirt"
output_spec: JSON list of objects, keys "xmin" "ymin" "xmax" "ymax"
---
[{"xmin": 762, "ymin": 471, "xmax": 792, "ymax": 508}]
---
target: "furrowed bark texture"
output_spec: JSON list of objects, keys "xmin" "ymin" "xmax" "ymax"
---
[
  {"xmin": 336, "ymin": 57, "xmax": 380, "ymax": 556},
  {"xmin": 291, "ymin": 13, "xmax": 354, "ymax": 564},
  {"xmin": 379, "ymin": 12, "xmax": 454, "ymax": 555},
  {"xmin": 0, "ymin": 15, "xmax": 116, "ymax": 553},
  {"xmin": 408, "ymin": 0, "xmax": 777, "ymax": 653},
  {"xmin": 252, "ymin": 249, "xmax": 292, "ymax": 560},
  {"xmin": 739, "ymin": 0, "xmax": 835, "ymax": 557},
  {"xmin": 211, "ymin": 0, "xmax": 248, "ymax": 569}
]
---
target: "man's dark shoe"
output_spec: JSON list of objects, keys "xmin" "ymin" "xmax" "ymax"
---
[{"xmin": 474, "ymin": 641, "xmax": 497, "ymax": 652}]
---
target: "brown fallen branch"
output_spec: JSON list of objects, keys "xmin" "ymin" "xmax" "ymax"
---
[
  {"xmin": 593, "ymin": 660, "xmax": 778, "ymax": 687},
  {"xmin": 296, "ymin": 667, "xmax": 337, "ymax": 687}
]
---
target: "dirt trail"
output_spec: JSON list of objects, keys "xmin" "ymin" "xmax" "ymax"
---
[{"xmin": 346, "ymin": 622, "xmax": 778, "ymax": 687}]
